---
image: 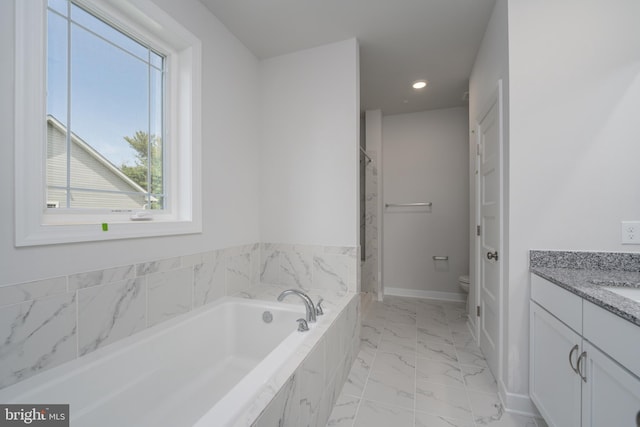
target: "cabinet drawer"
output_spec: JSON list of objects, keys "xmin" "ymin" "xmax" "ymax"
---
[
  {"xmin": 583, "ymin": 301, "xmax": 640, "ymax": 379},
  {"xmin": 531, "ymin": 274, "xmax": 582, "ymax": 333}
]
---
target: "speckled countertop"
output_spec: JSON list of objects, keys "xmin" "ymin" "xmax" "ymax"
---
[{"xmin": 530, "ymin": 250, "xmax": 640, "ymax": 327}]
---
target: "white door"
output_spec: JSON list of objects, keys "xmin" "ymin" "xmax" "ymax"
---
[{"xmin": 476, "ymin": 82, "xmax": 503, "ymax": 378}]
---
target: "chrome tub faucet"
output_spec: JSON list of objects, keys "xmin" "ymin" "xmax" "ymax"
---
[{"xmin": 277, "ymin": 289, "xmax": 317, "ymax": 323}]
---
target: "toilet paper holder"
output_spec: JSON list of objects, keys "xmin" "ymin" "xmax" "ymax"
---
[{"xmin": 432, "ymin": 256, "xmax": 449, "ymax": 261}]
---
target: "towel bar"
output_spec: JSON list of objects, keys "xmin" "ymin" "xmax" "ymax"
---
[{"xmin": 385, "ymin": 202, "xmax": 432, "ymax": 208}]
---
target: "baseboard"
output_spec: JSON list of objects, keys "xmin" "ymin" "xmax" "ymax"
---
[
  {"xmin": 384, "ymin": 287, "xmax": 466, "ymax": 302},
  {"xmin": 499, "ymin": 380, "xmax": 540, "ymax": 417}
]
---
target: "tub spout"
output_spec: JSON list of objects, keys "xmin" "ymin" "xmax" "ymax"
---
[{"xmin": 277, "ymin": 289, "xmax": 317, "ymax": 323}]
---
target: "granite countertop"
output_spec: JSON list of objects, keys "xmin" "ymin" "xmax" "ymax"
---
[{"xmin": 531, "ymin": 263, "xmax": 640, "ymax": 328}]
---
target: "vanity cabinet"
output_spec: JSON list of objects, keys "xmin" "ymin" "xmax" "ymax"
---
[
  {"xmin": 530, "ymin": 274, "xmax": 640, "ymax": 427},
  {"xmin": 581, "ymin": 341, "xmax": 640, "ymax": 427},
  {"xmin": 530, "ymin": 302, "xmax": 581, "ymax": 427}
]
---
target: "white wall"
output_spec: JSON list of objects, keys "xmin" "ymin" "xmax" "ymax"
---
[
  {"xmin": 0, "ymin": 0, "xmax": 261, "ymax": 286},
  {"xmin": 467, "ymin": 0, "xmax": 512, "ymax": 406},
  {"xmin": 258, "ymin": 39, "xmax": 360, "ymax": 248},
  {"xmin": 507, "ymin": 0, "xmax": 640, "ymax": 410},
  {"xmin": 382, "ymin": 107, "xmax": 469, "ymax": 300},
  {"xmin": 1, "ymin": 2, "xmax": 361, "ymax": 287}
]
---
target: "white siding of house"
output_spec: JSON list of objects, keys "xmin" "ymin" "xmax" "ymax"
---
[{"xmin": 47, "ymin": 122, "xmax": 147, "ymax": 209}]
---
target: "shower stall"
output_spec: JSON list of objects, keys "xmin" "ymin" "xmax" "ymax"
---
[{"xmin": 360, "ymin": 110, "xmax": 382, "ymax": 300}]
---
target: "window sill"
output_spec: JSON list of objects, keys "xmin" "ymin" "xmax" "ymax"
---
[{"xmin": 16, "ymin": 219, "xmax": 202, "ymax": 247}]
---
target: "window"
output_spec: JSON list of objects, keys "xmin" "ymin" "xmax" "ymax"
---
[
  {"xmin": 15, "ymin": 0, "xmax": 202, "ymax": 246},
  {"xmin": 47, "ymin": 1, "xmax": 165, "ymax": 211}
]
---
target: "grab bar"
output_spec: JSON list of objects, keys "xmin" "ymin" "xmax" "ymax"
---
[
  {"xmin": 385, "ymin": 202, "xmax": 432, "ymax": 208},
  {"xmin": 432, "ymin": 256, "xmax": 449, "ymax": 261}
]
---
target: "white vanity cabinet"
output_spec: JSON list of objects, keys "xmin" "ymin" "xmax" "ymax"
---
[
  {"xmin": 530, "ymin": 302, "xmax": 581, "ymax": 427},
  {"xmin": 581, "ymin": 340, "xmax": 640, "ymax": 427},
  {"xmin": 530, "ymin": 274, "xmax": 640, "ymax": 427},
  {"xmin": 530, "ymin": 276, "xmax": 583, "ymax": 427}
]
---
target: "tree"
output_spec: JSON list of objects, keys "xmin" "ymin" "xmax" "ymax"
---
[{"xmin": 120, "ymin": 131, "xmax": 163, "ymax": 208}]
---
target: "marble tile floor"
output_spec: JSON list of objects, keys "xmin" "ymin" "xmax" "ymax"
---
[{"xmin": 326, "ymin": 296, "xmax": 546, "ymax": 427}]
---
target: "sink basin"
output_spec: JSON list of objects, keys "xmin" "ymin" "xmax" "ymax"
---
[{"xmin": 603, "ymin": 286, "xmax": 640, "ymax": 303}]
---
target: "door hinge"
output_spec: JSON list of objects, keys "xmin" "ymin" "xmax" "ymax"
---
[
  {"xmin": 477, "ymin": 306, "xmax": 481, "ymax": 317},
  {"xmin": 476, "ymin": 225, "xmax": 481, "ymax": 236},
  {"xmin": 476, "ymin": 144, "xmax": 481, "ymax": 156}
]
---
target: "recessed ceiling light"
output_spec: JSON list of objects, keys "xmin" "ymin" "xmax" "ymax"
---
[{"xmin": 412, "ymin": 80, "xmax": 427, "ymax": 89}]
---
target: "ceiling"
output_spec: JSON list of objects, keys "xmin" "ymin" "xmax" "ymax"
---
[{"xmin": 199, "ymin": 0, "xmax": 496, "ymax": 116}]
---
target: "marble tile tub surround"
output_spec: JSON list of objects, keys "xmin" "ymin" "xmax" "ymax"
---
[
  {"xmin": 530, "ymin": 250, "xmax": 640, "ymax": 327},
  {"xmin": 249, "ymin": 287, "xmax": 360, "ymax": 427},
  {"xmin": 261, "ymin": 243, "xmax": 358, "ymax": 295},
  {"xmin": 0, "ymin": 242, "xmax": 357, "ymax": 390}
]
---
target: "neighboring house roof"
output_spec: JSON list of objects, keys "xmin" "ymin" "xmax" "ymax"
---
[{"xmin": 47, "ymin": 115, "xmax": 153, "ymax": 197}]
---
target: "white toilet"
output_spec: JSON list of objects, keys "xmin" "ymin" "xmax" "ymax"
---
[{"xmin": 459, "ymin": 275, "xmax": 470, "ymax": 310}]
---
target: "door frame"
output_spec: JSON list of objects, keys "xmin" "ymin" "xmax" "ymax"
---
[{"xmin": 474, "ymin": 79, "xmax": 504, "ymax": 382}]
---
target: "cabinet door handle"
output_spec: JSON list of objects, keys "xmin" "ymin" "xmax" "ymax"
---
[
  {"xmin": 568, "ymin": 344, "xmax": 579, "ymax": 374},
  {"xmin": 576, "ymin": 351, "xmax": 587, "ymax": 383}
]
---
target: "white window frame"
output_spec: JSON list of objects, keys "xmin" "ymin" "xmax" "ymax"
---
[{"xmin": 15, "ymin": 0, "xmax": 202, "ymax": 246}]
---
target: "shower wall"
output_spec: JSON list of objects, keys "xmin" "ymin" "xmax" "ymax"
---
[
  {"xmin": 362, "ymin": 150, "xmax": 378, "ymax": 297},
  {"xmin": 361, "ymin": 110, "xmax": 382, "ymax": 299}
]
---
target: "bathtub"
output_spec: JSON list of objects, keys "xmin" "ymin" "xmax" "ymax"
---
[{"xmin": 0, "ymin": 297, "xmax": 320, "ymax": 426}]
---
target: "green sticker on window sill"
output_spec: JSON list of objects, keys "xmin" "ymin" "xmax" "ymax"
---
[{"xmin": 102, "ymin": 223, "xmax": 108, "ymax": 231}]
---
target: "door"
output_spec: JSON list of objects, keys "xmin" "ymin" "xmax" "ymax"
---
[
  {"xmin": 476, "ymin": 81, "xmax": 503, "ymax": 378},
  {"xmin": 530, "ymin": 302, "xmax": 582, "ymax": 427},
  {"xmin": 581, "ymin": 341, "xmax": 640, "ymax": 427}
]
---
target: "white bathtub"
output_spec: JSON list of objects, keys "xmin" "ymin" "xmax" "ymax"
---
[{"xmin": 0, "ymin": 297, "xmax": 312, "ymax": 427}]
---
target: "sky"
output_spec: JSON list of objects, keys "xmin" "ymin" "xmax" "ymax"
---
[{"xmin": 47, "ymin": 1, "xmax": 163, "ymax": 168}]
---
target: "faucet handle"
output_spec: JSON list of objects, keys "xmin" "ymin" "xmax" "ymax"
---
[
  {"xmin": 315, "ymin": 298, "xmax": 324, "ymax": 316},
  {"xmin": 296, "ymin": 318, "xmax": 309, "ymax": 332}
]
